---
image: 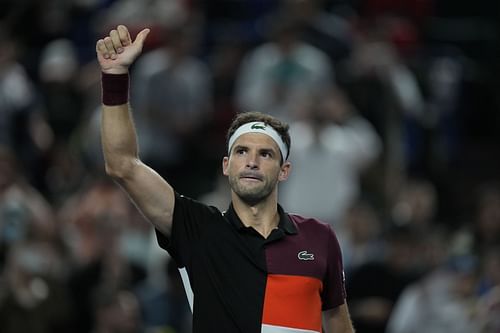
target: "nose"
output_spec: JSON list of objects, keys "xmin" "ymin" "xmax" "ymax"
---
[{"xmin": 246, "ymin": 151, "xmax": 259, "ymax": 169}]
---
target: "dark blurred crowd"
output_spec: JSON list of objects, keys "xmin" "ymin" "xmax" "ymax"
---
[{"xmin": 0, "ymin": 0, "xmax": 499, "ymax": 332}]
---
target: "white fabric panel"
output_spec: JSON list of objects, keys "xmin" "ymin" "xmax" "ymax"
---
[
  {"xmin": 261, "ymin": 324, "xmax": 320, "ymax": 333},
  {"xmin": 178, "ymin": 267, "xmax": 194, "ymax": 311}
]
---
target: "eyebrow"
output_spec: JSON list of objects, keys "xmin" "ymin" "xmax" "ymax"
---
[
  {"xmin": 232, "ymin": 144, "xmax": 247, "ymax": 152},
  {"xmin": 232, "ymin": 145, "xmax": 278, "ymax": 156},
  {"xmin": 259, "ymin": 148, "xmax": 275, "ymax": 156}
]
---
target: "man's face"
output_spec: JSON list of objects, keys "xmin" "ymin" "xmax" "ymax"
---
[{"xmin": 223, "ymin": 133, "xmax": 290, "ymax": 205}]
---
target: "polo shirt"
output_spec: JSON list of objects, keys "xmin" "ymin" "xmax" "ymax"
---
[{"xmin": 156, "ymin": 193, "xmax": 346, "ymax": 333}]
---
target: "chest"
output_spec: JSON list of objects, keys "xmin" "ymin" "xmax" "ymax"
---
[{"xmin": 264, "ymin": 234, "xmax": 328, "ymax": 280}]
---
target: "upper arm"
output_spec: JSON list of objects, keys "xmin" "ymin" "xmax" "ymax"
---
[
  {"xmin": 323, "ymin": 303, "xmax": 355, "ymax": 333},
  {"xmin": 115, "ymin": 159, "xmax": 175, "ymax": 236}
]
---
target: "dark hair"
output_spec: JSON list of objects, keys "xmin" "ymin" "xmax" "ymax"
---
[{"xmin": 226, "ymin": 111, "xmax": 291, "ymax": 162}]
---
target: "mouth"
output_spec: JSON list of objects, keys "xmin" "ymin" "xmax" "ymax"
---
[{"xmin": 239, "ymin": 173, "xmax": 263, "ymax": 182}]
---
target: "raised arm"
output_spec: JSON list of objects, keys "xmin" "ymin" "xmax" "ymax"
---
[{"xmin": 96, "ymin": 25, "xmax": 174, "ymax": 236}]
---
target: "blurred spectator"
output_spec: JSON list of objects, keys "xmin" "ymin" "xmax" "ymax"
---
[
  {"xmin": 477, "ymin": 285, "xmax": 500, "ymax": 333},
  {"xmin": 390, "ymin": 177, "xmax": 438, "ymax": 234},
  {"xmin": 346, "ymin": 226, "xmax": 420, "ymax": 333},
  {"xmin": 235, "ymin": 10, "xmax": 334, "ymax": 122},
  {"xmin": 336, "ymin": 200, "xmax": 385, "ymax": 275},
  {"xmin": 356, "ymin": 0, "xmax": 433, "ymax": 27},
  {"xmin": 37, "ymin": 38, "xmax": 90, "ymax": 203},
  {"xmin": 2, "ymin": 0, "xmax": 76, "ymax": 72},
  {"xmin": 206, "ymin": 39, "xmax": 247, "ymax": 156},
  {"xmin": 477, "ymin": 247, "xmax": 500, "ymax": 333},
  {"xmin": 386, "ymin": 254, "xmax": 482, "ymax": 333},
  {"xmin": 136, "ymin": 258, "xmax": 192, "ymax": 333},
  {"xmin": 403, "ymin": 51, "xmax": 464, "ymax": 179},
  {"xmin": 280, "ymin": 87, "xmax": 382, "ymax": 226},
  {"xmin": 0, "ymin": 24, "xmax": 53, "ymax": 186},
  {"xmin": 128, "ymin": 22, "xmax": 214, "ymax": 197},
  {"xmin": 199, "ymin": 0, "xmax": 279, "ymax": 50},
  {"xmin": 0, "ymin": 240, "xmax": 75, "ymax": 333},
  {"xmin": 478, "ymin": 247, "xmax": 500, "ymax": 296},
  {"xmin": 343, "ymin": 16, "xmax": 423, "ymax": 126},
  {"xmin": 341, "ymin": 16, "xmax": 425, "ymax": 200},
  {"xmin": 38, "ymin": 38, "xmax": 83, "ymax": 143},
  {"xmin": 58, "ymin": 179, "xmax": 131, "ymax": 264},
  {"xmin": 452, "ymin": 183, "xmax": 500, "ymax": 258},
  {"xmin": 470, "ymin": 185, "xmax": 500, "ymax": 256},
  {"xmin": 103, "ymin": 0, "xmax": 191, "ymax": 37},
  {"xmin": 414, "ymin": 227, "xmax": 453, "ymax": 276},
  {"xmin": 43, "ymin": 142, "xmax": 89, "ymax": 206},
  {"xmin": 59, "ymin": 180, "xmax": 147, "ymax": 333},
  {"xmin": 344, "ymin": 16, "xmax": 466, "ymax": 191},
  {"xmin": 0, "ymin": 145, "xmax": 57, "ymax": 264},
  {"xmin": 281, "ymin": 0, "xmax": 354, "ymax": 63},
  {"xmin": 200, "ymin": 0, "xmax": 283, "ymax": 159},
  {"xmin": 91, "ymin": 288, "xmax": 142, "ymax": 333}
]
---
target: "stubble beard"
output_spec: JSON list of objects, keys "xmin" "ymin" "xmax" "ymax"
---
[{"xmin": 228, "ymin": 174, "xmax": 277, "ymax": 206}]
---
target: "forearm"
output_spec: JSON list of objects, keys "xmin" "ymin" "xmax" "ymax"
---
[
  {"xmin": 100, "ymin": 73, "xmax": 139, "ymax": 179},
  {"xmin": 323, "ymin": 304, "xmax": 355, "ymax": 333}
]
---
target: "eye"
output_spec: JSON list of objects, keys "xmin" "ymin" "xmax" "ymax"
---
[
  {"xmin": 261, "ymin": 151, "xmax": 272, "ymax": 158},
  {"xmin": 235, "ymin": 148, "xmax": 247, "ymax": 155}
]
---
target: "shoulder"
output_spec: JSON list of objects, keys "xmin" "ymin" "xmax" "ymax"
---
[
  {"xmin": 288, "ymin": 213, "xmax": 342, "ymax": 248},
  {"xmin": 288, "ymin": 213, "xmax": 335, "ymax": 234},
  {"xmin": 175, "ymin": 192, "xmax": 224, "ymax": 218}
]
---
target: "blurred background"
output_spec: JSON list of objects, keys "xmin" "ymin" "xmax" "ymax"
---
[{"xmin": 0, "ymin": 0, "xmax": 499, "ymax": 332}]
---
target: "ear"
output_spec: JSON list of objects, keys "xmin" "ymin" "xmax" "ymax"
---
[
  {"xmin": 278, "ymin": 161, "xmax": 291, "ymax": 182},
  {"xmin": 222, "ymin": 157, "xmax": 229, "ymax": 176}
]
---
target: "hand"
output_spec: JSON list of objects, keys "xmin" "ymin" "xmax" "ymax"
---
[{"xmin": 96, "ymin": 25, "xmax": 150, "ymax": 74}]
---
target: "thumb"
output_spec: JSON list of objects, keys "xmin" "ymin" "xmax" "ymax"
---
[{"xmin": 133, "ymin": 28, "xmax": 150, "ymax": 49}]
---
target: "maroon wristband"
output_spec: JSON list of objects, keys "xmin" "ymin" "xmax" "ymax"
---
[{"xmin": 101, "ymin": 72, "xmax": 129, "ymax": 106}]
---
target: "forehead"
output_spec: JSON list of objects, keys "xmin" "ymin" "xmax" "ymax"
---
[{"xmin": 231, "ymin": 132, "xmax": 280, "ymax": 151}]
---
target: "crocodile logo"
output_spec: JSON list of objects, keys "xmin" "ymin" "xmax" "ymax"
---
[
  {"xmin": 250, "ymin": 123, "xmax": 267, "ymax": 130},
  {"xmin": 297, "ymin": 250, "xmax": 315, "ymax": 261}
]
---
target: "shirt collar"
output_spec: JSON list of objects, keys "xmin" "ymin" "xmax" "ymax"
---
[{"xmin": 224, "ymin": 203, "xmax": 298, "ymax": 235}]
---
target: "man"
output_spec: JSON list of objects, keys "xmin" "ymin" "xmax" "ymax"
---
[{"xmin": 96, "ymin": 25, "xmax": 355, "ymax": 333}]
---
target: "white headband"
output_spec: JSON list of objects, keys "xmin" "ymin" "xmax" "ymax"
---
[{"xmin": 228, "ymin": 121, "xmax": 288, "ymax": 160}]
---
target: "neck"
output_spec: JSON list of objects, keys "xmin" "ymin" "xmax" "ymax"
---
[{"xmin": 231, "ymin": 191, "xmax": 280, "ymax": 238}]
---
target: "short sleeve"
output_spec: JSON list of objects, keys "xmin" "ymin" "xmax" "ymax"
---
[
  {"xmin": 155, "ymin": 192, "xmax": 220, "ymax": 267},
  {"xmin": 321, "ymin": 225, "xmax": 347, "ymax": 310}
]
